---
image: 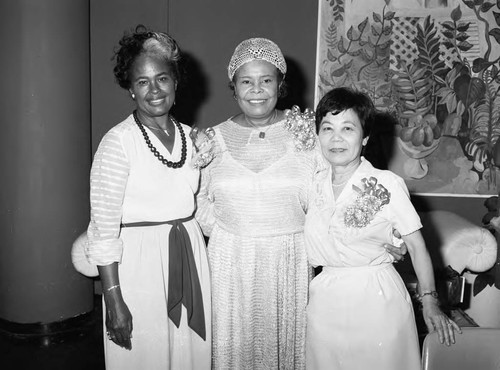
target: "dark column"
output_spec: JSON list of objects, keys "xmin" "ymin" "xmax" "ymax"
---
[{"xmin": 0, "ymin": 0, "xmax": 93, "ymax": 325}]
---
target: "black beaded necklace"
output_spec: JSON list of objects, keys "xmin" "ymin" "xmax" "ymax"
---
[{"xmin": 133, "ymin": 110, "xmax": 187, "ymax": 169}]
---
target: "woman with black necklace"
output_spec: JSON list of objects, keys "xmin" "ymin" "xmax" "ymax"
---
[{"xmin": 84, "ymin": 25, "xmax": 211, "ymax": 369}]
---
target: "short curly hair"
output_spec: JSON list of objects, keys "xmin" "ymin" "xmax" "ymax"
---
[
  {"xmin": 113, "ymin": 25, "xmax": 182, "ymax": 90},
  {"xmin": 315, "ymin": 87, "xmax": 374, "ymax": 138}
]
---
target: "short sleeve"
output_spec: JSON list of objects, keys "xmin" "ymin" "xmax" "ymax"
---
[{"xmin": 386, "ymin": 175, "xmax": 422, "ymax": 236}]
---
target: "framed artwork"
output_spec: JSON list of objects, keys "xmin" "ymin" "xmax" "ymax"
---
[{"xmin": 315, "ymin": 0, "xmax": 500, "ymax": 196}]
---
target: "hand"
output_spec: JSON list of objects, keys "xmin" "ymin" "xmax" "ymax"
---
[
  {"xmin": 190, "ymin": 126, "xmax": 216, "ymax": 169},
  {"xmin": 384, "ymin": 228, "xmax": 408, "ymax": 263},
  {"xmin": 422, "ymin": 299, "xmax": 461, "ymax": 346},
  {"xmin": 105, "ymin": 298, "xmax": 133, "ymax": 350}
]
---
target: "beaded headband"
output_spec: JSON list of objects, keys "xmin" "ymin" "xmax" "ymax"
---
[{"xmin": 227, "ymin": 37, "xmax": 287, "ymax": 80}]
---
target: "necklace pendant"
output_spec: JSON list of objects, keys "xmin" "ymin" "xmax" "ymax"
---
[{"xmin": 259, "ymin": 132, "xmax": 265, "ymax": 139}]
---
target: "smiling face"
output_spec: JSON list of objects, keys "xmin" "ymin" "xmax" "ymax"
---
[
  {"xmin": 233, "ymin": 59, "xmax": 280, "ymax": 125},
  {"xmin": 318, "ymin": 109, "xmax": 368, "ymax": 169},
  {"xmin": 128, "ymin": 53, "xmax": 177, "ymax": 121}
]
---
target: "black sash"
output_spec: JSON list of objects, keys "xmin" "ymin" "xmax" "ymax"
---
[{"xmin": 121, "ymin": 217, "xmax": 206, "ymax": 340}]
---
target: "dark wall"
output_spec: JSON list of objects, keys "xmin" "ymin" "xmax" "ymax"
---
[
  {"xmin": 90, "ymin": 0, "xmax": 319, "ymax": 150},
  {"xmin": 168, "ymin": 0, "xmax": 319, "ymax": 128}
]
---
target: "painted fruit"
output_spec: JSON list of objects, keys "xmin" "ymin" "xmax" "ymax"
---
[
  {"xmin": 411, "ymin": 127, "xmax": 425, "ymax": 146},
  {"xmin": 400, "ymin": 127, "xmax": 415, "ymax": 142},
  {"xmin": 422, "ymin": 125, "xmax": 434, "ymax": 147}
]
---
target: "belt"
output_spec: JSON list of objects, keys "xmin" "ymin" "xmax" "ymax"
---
[{"xmin": 121, "ymin": 217, "xmax": 206, "ymax": 340}]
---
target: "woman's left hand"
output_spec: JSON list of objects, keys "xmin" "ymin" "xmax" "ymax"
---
[{"xmin": 422, "ymin": 298, "xmax": 461, "ymax": 346}]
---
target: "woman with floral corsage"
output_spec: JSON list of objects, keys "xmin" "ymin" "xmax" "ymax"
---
[
  {"xmin": 304, "ymin": 87, "xmax": 461, "ymax": 370},
  {"xmin": 85, "ymin": 26, "xmax": 213, "ymax": 370},
  {"xmin": 195, "ymin": 37, "xmax": 319, "ymax": 369}
]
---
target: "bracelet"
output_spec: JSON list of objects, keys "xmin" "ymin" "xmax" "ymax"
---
[
  {"xmin": 107, "ymin": 284, "xmax": 120, "ymax": 292},
  {"xmin": 418, "ymin": 290, "xmax": 438, "ymax": 300}
]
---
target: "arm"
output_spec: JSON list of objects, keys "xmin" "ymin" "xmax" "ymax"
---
[
  {"xmin": 195, "ymin": 159, "xmax": 216, "ymax": 237},
  {"xmin": 87, "ymin": 129, "xmax": 132, "ymax": 350},
  {"xmin": 402, "ymin": 230, "xmax": 461, "ymax": 345}
]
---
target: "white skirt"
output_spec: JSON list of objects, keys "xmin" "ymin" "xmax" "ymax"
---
[
  {"xmin": 306, "ymin": 264, "xmax": 420, "ymax": 370},
  {"xmin": 103, "ymin": 219, "xmax": 211, "ymax": 370}
]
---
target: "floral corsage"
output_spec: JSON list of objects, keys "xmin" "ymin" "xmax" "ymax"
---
[
  {"xmin": 344, "ymin": 177, "xmax": 391, "ymax": 228},
  {"xmin": 190, "ymin": 126, "xmax": 216, "ymax": 169},
  {"xmin": 284, "ymin": 105, "xmax": 317, "ymax": 151}
]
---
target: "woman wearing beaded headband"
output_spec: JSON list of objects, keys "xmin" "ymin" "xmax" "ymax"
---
[
  {"xmin": 195, "ymin": 37, "xmax": 314, "ymax": 369},
  {"xmin": 85, "ymin": 25, "xmax": 211, "ymax": 370}
]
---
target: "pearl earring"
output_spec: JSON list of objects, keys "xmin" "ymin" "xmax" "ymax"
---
[{"xmin": 131, "ymin": 93, "xmax": 135, "ymax": 99}]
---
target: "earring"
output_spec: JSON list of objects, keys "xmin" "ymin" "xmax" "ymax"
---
[{"xmin": 131, "ymin": 93, "xmax": 135, "ymax": 100}]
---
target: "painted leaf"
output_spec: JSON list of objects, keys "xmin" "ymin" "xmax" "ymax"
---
[
  {"xmin": 442, "ymin": 40, "xmax": 454, "ymax": 49},
  {"xmin": 441, "ymin": 21, "xmax": 455, "ymax": 31},
  {"xmin": 494, "ymin": 11, "xmax": 500, "ymax": 27},
  {"xmin": 462, "ymin": 0, "xmax": 475, "ymax": 8},
  {"xmin": 347, "ymin": 26, "xmax": 355, "ymax": 41},
  {"xmin": 371, "ymin": 24, "xmax": 381, "ymax": 37},
  {"xmin": 442, "ymin": 30, "xmax": 455, "ymax": 39},
  {"xmin": 327, "ymin": 48, "xmax": 337, "ymax": 62},
  {"xmin": 481, "ymin": 2, "xmax": 495, "ymax": 12},
  {"xmin": 319, "ymin": 74, "xmax": 333, "ymax": 87},
  {"xmin": 451, "ymin": 5, "xmax": 463, "ymax": 22},
  {"xmin": 384, "ymin": 11, "xmax": 395, "ymax": 21},
  {"xmin": 331, "ymin": 65, "xmax": 346, "ymax": 77},
  {"xmin": 358, "ymin": 17, "xmax": 368, "ymax": 32},
  {"xmin": 458, "ymin": 40, "xmax": 474, "ymax": 51},
  {"xmin": 373, "ymin": 12, "xmax": 382, "ymax": 24},
  {"xmin": 453, "ymin": 75, "xmax": 486, "ymax": 107},
  {"xmin": 456, "ymin": 22, "xmax": 471, "ymax": 32},
  {"xmin": 489, "ymin": 28, "xmax": 500, "ymax": 44},
  {"xmin": 338, "ymin": 36, "xmax": 347, "ymax": 53},
  {"xmin": 472, "ymin": 57, "xmax": 493, "ymax": 73}
]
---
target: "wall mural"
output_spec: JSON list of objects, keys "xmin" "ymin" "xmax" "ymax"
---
[{"xmin": 315, "ymin": 0, "xmax": 500, "ymax": 196}]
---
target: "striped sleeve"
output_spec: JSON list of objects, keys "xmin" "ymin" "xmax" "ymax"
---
[{"xmin": 86, "ymin": 129, "xmax": 129, "ymax": 265}]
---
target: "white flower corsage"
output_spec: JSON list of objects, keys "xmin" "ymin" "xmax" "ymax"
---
[
  {"xmin": 344, "ymin": 177, "xmax": 391, "ymax": 228},
  {"xmin": 190, "ymin": 126, "xmax": 216, "ymax": 169},
  {"xmin": 284, "ymin": 105, "xmax": 317, "ymax": 151}
]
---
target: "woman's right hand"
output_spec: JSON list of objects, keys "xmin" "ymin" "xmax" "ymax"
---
[{"xmin": 105, "ymin": 295, "xmax": 133, "ymax": 350}]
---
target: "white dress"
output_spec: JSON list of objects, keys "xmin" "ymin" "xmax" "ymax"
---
[
  {"xmin": 304, "ymin": 158, "xmax": 421, "ymax": 370},
  {"xmin": 86, "ymin": 114, "xmax": 211, "ymax": 370},
  {"xmin": 196, "ymin": 118, "xmax": 317, "ymax": 369}
]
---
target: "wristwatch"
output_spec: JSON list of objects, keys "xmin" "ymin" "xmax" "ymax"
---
[{"xmin": 418, "ymin": 290, "xmax": 439, "ymax": 300}]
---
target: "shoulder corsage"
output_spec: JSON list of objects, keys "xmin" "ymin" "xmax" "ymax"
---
[
  {"xmin": 190, "ymin": 126, "xmax": 216, "ymax": 169},
  {"xmin": 284, "ymin": 105, "xmax": 317, "ymax": 151},
  {"xmin": 344, "ymin": 177, "xmax": 391, "ymax": 228}
]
